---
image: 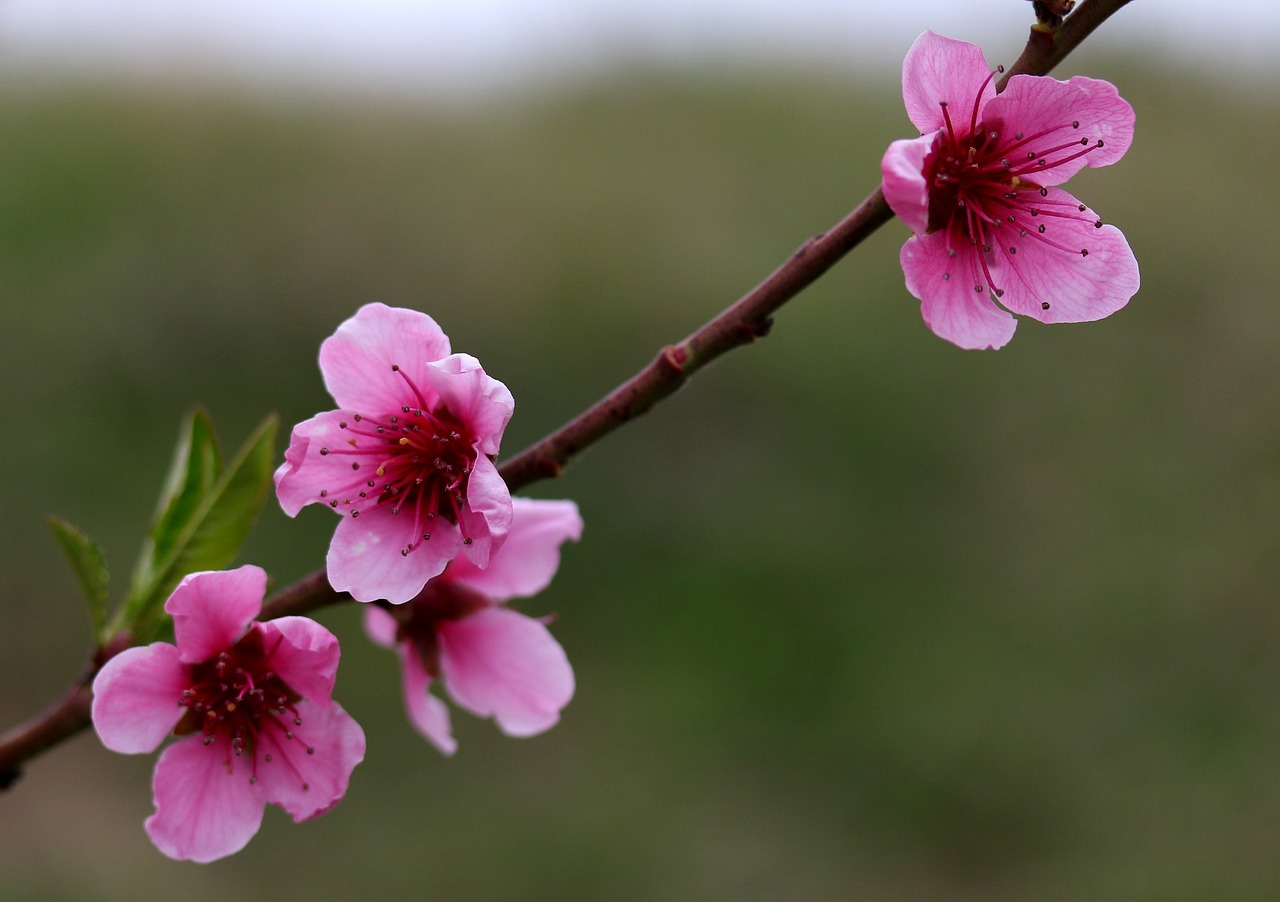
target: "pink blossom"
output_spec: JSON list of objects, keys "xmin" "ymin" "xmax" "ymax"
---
[
  {"xmin": 90, "ymin": 566, "xmax": 365, "ymax": 863},
  {"xmin": 364, "ymin": 498, "xmax": 581, "ymax": 755},
  {"xmin": 275, "ymin": 303, "xmax": 516, "ymax": 603},
  {"xmin": 881, "ymin": 31, "xmax": 1139, "ymax": 349}
]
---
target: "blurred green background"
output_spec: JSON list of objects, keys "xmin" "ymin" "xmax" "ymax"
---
[{"xmin": 2, "ymin": 40, "xmax": 1279, "ymax": 902}]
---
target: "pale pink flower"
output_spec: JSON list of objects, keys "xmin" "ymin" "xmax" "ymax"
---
[
  {"xmin": 90, "ymin": 566, "xmax": 366, "ymax": 863},
  {"xmin": 881, "ymin": 31, "xmax": 1139, "ymax": 349},
  {"xmin": 364, "ymin": 498, "xmax": 581, "ymax": 755},
  {"xmin": 275, "ymin": 303, "xmax": 516, "ymax": 604}
]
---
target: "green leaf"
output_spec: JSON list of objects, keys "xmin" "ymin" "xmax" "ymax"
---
[
  {"xmin": 117, "ymin": 412, "xmax": 279, "ymax": 643},
  {"xmin": 47, "ymin": 516, "xmax": 110, "ymax": 644},
  {"xmin": 149, "ymin": 408, "xmax": 222, "ymax": 569},
  {"xmin": 127, "ymin": 409, "xmax": 222, "ymax": 603}
]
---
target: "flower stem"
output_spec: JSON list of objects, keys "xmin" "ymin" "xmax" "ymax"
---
[{"xmin": 0, "ymin": 0, "xmax": 1136, "ymax": 788}]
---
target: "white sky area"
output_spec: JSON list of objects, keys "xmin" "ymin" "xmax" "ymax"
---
[{"xmin": 2, "ymin": 1, "xmax": 1276, "ymax": 99}]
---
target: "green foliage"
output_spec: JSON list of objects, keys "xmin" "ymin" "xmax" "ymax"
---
[
  {"xmin": 45, "ymin": 516, "xmax": 110, "ymax": 644},
  {"xmin": 114, "ymin": 411, "xmax": 278, "ymax": 644}
]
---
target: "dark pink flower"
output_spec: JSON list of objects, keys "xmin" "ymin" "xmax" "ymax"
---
[
  {"xmin": 881, "ymin": 31, "xmax": 1139, "ymax": 349},
  {"xmin": 364, "ymin": 498, "xmax": 581, "ymax": 755},
  {"xmin": 275, "ymin": 303, "xmax": 515, "ymax": 603},
  {"xmin": 90, "ymin": 566, "xmax": 365, "ymax": 862}
]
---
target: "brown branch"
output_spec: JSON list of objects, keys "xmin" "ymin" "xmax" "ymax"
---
[
  {"xmin": 0, "ymin": 685, "xmax": 92, "ymax": 790},
  {"xmin": 496, "ymin": 189, "xmax": 896, "ymax": 488},
  {"xmin": 0, "ymin": 0, "xmax": 1135, "ymax": 789}
]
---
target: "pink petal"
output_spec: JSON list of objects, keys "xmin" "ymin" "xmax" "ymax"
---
[
  {"xmin": 983, "ymin": 188, "xmax": 1139, "ymax": 323},
  {"xmin": 455, "ymin": 454, "xmax": 513, "ymax": 571},
  {"xmin": 900, "ymin": 232, "xmax": 1018, "ymax": 350},
  {"xmin": 420, "ymin": 354, "xmax": 514, "ymax": 457},
  {"xmin": 254, "ymin": 701, "xmax": 366, "ymax": 823},
  {"xmin": 982, "ymin": 74, "xmax": 1135, "ymax": 185},
  {"xmin": 327, "ymin": 508, "xmax": 462, "ymax": 603},
  {"xmin": 902, "ymin": 31, "xmax": 996, "ymax": 136},
  {"xmin": 91, "ymin": 643, "xmax": 189, "ymax": 754},
  {"xmin": 167, "ymin": 566, "xmax": 266, "ymax": 664},
  {"xmin": 145, "ymin": 735, "xmax": 265, "ymax": 863},
  {"xmin": 273, "ymin": 411, "xmax": 364, "ymax": 518},
  {"xmin": 881, "ymin": 135, "xmax": 935, "ymax": 235},
  {"xmin": 319, "ymin": 303, "xmax": 452, "ymax": 414},
  {"xmin": 397, "ymin": 643, "xmax": 457, "ymax": 756},
  {"xmin": 449, "ymin": 498, "xmax": 582, "ymax": 602},
  {"xmin": 438, "ymin": 607, "xmax": 574, "ymax": 738},
  {"xmin": 362, "ymin": 604, "xmax": 399, "ymax": 649},
  {"xmin": 259, "ymin": 617, "xmax": 342, "ymax": 705}
]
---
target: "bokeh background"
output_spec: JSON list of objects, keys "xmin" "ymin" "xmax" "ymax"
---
[{"xmin": 3, "ymin": 1, "xmax": 1280, "ymax": 899}]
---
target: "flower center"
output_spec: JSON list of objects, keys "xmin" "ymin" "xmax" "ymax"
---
[
  {"xmin": 926, "ymin": 68, "xmax": 1107, "ymax": 304},
  {"xmin": 391, "ymin": 579, "xmax": 490, "ymax": 678},
  {"xmin": 176, "ymin": 627, "xmax": 314, "ymax": 782},
  {"xmin": 316, "ymin": 363, "xmax": 479, "ymax": 556}
]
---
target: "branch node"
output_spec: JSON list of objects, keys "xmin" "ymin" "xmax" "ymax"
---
[{"xmin": 662, "ymin": 344, "xmax": 690, "ymax": 373}]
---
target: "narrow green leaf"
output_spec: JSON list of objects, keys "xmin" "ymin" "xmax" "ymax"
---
[
  {"xmin": 120, "ymin": 414, "xmax": 279, "ymax": 643},
  {"xmin": 148, "ymin": 408, "xmax": 222, "ymax": 572},
  {"xmin": 47, "ymin": 516, "xmax": 111, "ymax": 644}
]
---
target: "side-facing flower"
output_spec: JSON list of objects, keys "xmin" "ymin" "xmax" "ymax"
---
[
  {"xmin": 91, "ymin": 566, "xmax": 366, "ymax": 863},
  {"xmin": 275, "ymin": 303, "xmax": 516, "ymax": 603},
  {"xmin": 364, "ymin": 498, "xmax": 581, "ymax": 755},
  {"xmin": 881, "ymin": 31, "xmax": 1139, "ymax": 349}
]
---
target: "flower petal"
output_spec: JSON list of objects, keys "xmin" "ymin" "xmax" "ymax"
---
[
  {"xmin": 145, "ymin": 735, "xmax": 265, "ymax": 863},
  {"xmin": 421, "ymin": 354, "xmax": 514, "ymax": 457},
  {"xmin": 397, "ymin": 642, "xmax": 457, "ymax": 756},
  {"xmin": 985, "ymin": 188, "xmax": 1139, "ymax": 323},
  {"xmin": 319, "ymin": 303, "xmax": 452, "ymax": 414},
  {"xmin": 438, "ymin": 607, "xmax": 574, "ymax": 738},
  {"xmin": 91, "ymin": 643, "xmax": 188, "ymax": 754},
  {"xmin": 900, "ymin": 232, "xmax": 1017, "ymax": 350},
  {"xmin": 455, "ymin": 454, "xmax": 513, "ymax": 571},
  {"xmin": 362, "ymin": 604, "xmax": 399, "ymax": 649},
  {"xmin": 167, "ymin": 566, "xmax": 266, "ymax": 664},
  {"xmin": 902, "ymin": 31, "xmax": 996, "ymax": 136},
  {"xmin": 881, "ymin": 134, "xmax": 935, "ymax": 235},
  {"xmin": 260, "ymin": 617, "xmax": 342, "ymax": 705},
  {"xmin": 983, "ymin": 74, "xmax": 1135, "ymax": 185},
  {"xmin": 273, "ymin": 411, "xmax": 366, "ymax": 518},
  {"xmin": 255, "ymin": 701, "xmax": 366, "ymax": 823},
  {"xmin": 449, "ymin": 498, "xmax": 582, "ymax": 602},
  {"xmin": 327, "ymin": 507, "xmax": 462, "ymax": 603}
]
